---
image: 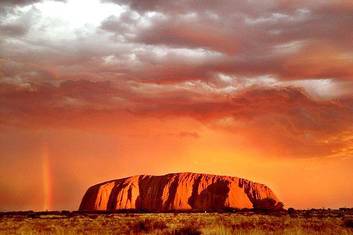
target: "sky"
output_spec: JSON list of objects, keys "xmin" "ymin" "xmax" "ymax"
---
[{"xmin": 0, "ymin": 0, "xmax": 352, "ymax": 211}]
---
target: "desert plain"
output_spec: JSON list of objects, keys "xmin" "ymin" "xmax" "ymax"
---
[{"xmin": 1, "ymin": 209, "xmax": 353, "ymax": 235}]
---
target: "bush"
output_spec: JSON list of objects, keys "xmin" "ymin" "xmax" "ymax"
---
[
  {"xmin": 253, "ymin": 199, "xmax": 284, "ymax": 210},
  {"xmin": 132, "ymin": 218, "xmax": 167, "ymax": 233},
  {"xmin": 288, "ymin": 208, "xmax": 296, "ymax": 216},
  {"xmin": 174, "ymin": 225, "xmax": 201, "ymax": 235},
  {"xmin": 343, "ymin": 217, "xmax": 353, "ymax": 228}
]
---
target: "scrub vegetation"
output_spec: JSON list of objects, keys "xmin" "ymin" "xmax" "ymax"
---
[{"xmin": 0, "ymin": 209, "xmax": 353, "ymax": 235}]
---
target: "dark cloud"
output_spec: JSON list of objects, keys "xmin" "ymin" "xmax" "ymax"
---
[
  {"xmin": 0, "ymin": 7, "xmax": 39, "ymax": 39},
  {"xmin": 0, "ymin": 0, "xmax": 65, "ymax": 6},
  {"xmin": 104, "ymin": 0, "xmax": 275, "ymax": 15},
  {"xmin": 135, "ymin": 16, "xmax": 237, "ymax": 54},
  {"xmin": 1, "ymin": 78, "xmax": 353, "ymax": 158},
  {"xmin": 0, "ymin": 22, "xmax": 28, "ymax": 37},
  {"xmin": 135, "ymin": 86, "xmax": 353, "ymax": 157},
  {"xmin": 0, "ymin": 0, "xmax": 41, "ymax": 6},
  {"xmin": 0, "ymin": 0, "xmax": 353, "ymax": 157},
  {"xmin": 100, "ymin": 0, "xmax": 353, "ymax": 81},
  {"xmin": 1, "ymin": 0, "xmax": 352, "ymax": 86}
]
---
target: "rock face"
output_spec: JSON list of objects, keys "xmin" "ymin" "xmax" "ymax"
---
[{"xmin": 79, "ymin": 172, "xmax": 282, "ymax": 211}]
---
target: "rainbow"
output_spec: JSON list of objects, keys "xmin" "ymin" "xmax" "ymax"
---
[{"xmin": 41, "ymin": 143, "xmax": 52, "ymax": 211}]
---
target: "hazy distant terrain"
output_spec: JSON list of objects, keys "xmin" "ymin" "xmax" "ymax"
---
[{"xmin": 1, "ymin": 209, "xmax": 353, "ymax": 234}]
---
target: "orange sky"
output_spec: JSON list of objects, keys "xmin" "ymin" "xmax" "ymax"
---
[{"xmin": 0, "ymin": 0, "xmax": 353, "ymax": 211}]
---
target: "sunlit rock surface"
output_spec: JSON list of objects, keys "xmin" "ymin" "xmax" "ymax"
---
[{"xmin": 79, "ymin": 172, "xmax": 282, "ymax": 211}]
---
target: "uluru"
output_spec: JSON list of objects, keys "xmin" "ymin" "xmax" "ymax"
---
[{"xmin": 79, "ymin": 172, "xmax": 283, "ymax": 212}]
